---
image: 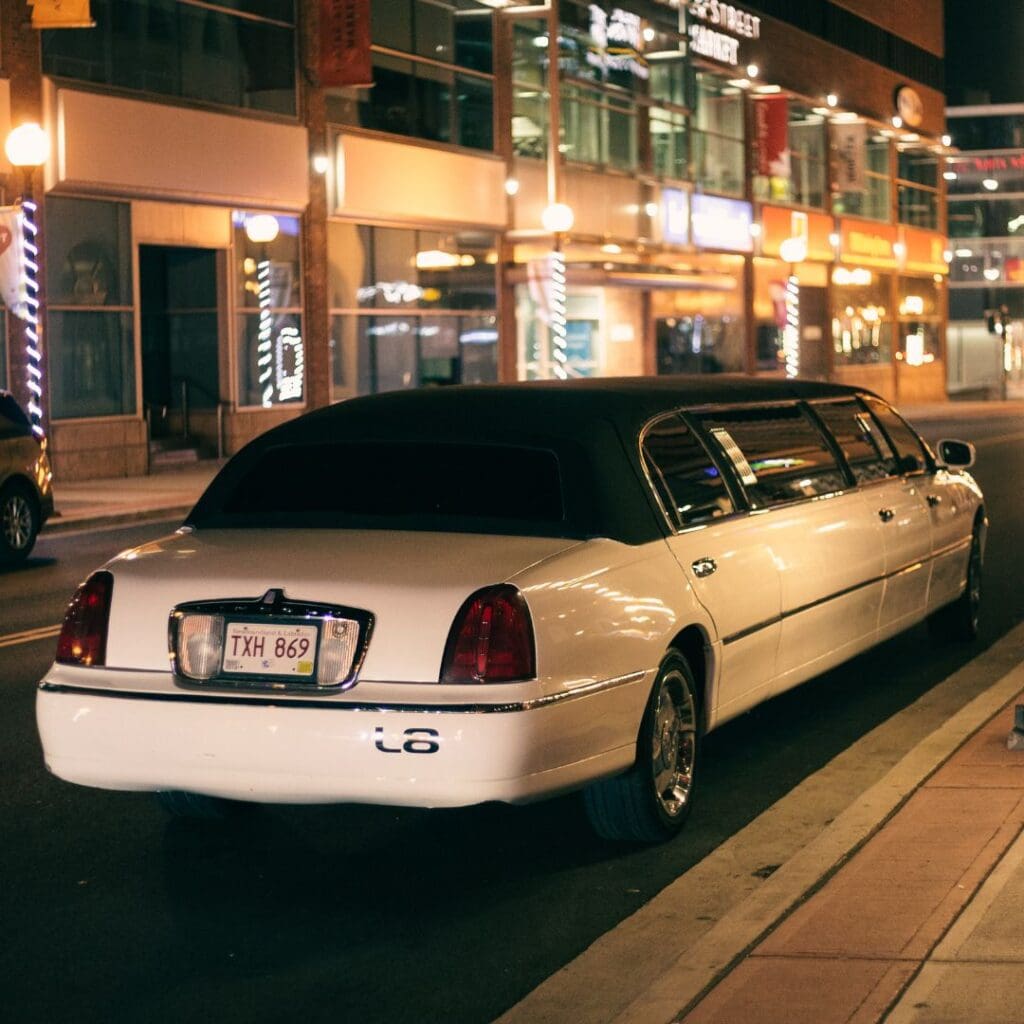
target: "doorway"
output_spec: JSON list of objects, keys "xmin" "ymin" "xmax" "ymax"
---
[{"xmin": 139, "ymin": 246, "xmax": 220, "ymax": 441}]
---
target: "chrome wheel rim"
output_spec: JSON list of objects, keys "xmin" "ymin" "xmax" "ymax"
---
[
  {"xmin": 650, "ymin": 668, "xmax": 697, "ymax": 818},
  {"xmin": 2, "ymin": 493, "xmax": 32, "ymax": 551}
]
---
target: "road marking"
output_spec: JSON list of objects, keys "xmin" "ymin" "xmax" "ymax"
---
[
  {"xmin": 0, "ymin": 624, "xmax": 61, "ymax": 649},
  {"xmin": 495, "ymin": 622, "xmax": 1024, "ymax": 1024}
]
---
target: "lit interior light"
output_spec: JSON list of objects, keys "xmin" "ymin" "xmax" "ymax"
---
[
  {"xmin": 984, "ymin": 267, "xmax": 1001, "ymax": 281},
  {"xmin": 891, "ymin": 116, "xmax": 903, "ymax": 128},
  {"xmin": 643, "ymin": 26, "xmax": 656, "ymax": 42},
  {"xmin": 983, "ymin": 178, "xmax": 999, "ymax": 191},
  {"xmin": 532, "ymin": 35, "xmax": 548, "ymax": 47},
  {"xmin": 311, "ymin": 152, "xmax": 329, "ymax": 175},
  {"xmin": 746, "ymin": 63, "xmax": 759, "ymax": 77},
  {"xmin": 954, "ymin": 248, "xmax": 973, "ymax": 258},
  {"xmin": 644, "ymin": 201, "xmax": 659, "ymax": 217},
  {"xmin": 943, "ymin": 171, "xmax": 957, "ymax": 181},
  {"xmin": 829, "ymin": 232, "xmax": 840, "ymax": 248},
  {"xmin": 941, "ymin": 134, "xmax": 952, "ymax": 146},
  {"xmin": 505, "ymin": 177, "xmax": 520, "ymax": 196},
  {"xmin": 826, "ymin": 93, "xmax": 838, "ymax": 108},
  {"xmin": 541, "ymin": 202, "xmax": 575, "ymax": 234},
  {"xmin": 749, "ymin": 223, "xmax": 762, "ymax": 238},
  {"xmin": 600, "ymin": 242, "xmax": 622, "ymax": 254}
]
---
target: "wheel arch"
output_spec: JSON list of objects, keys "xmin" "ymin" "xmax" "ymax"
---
[{"xmin": 665, "ymin": 623, "xmax": 713, "ymax": 733}]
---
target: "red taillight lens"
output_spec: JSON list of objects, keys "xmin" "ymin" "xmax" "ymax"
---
[
  {"xmin": 56, "ymin": 571, "xmax": 113, "ymax": 667},
  {"xmin": 441, "ymin": 585, "xmax": 535, "ymax": 684}
]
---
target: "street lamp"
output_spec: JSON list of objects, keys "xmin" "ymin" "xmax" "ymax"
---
[
  {"xmin": 5, "ymin": 123, "xmax": 50, "ymax": 439},
  {"xmin": 244, "ymin": 214, "xmax": 280, "ymax": 408}
]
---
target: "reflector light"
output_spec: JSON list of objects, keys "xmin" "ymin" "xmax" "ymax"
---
[
  {"xmin": 176, "ymin": 614, "xmax": 224, "ymax": 679},
  {"xmin": 441, "ymin": 585, "xmax": 535, "ymax": 684},
  {"xmin": 317, "ymin": 618, "xmax": 358, "ymax": 685},
  {"xmin": 56, "ymin": 572, "xmax": 113, "ymax": 667}
]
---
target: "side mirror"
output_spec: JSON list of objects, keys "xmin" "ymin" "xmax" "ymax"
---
[{"xmin": 936, "ymin": 438, "xmax": 976, "ymax": 469}]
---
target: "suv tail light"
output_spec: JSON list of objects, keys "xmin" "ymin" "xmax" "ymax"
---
[
  {"xmin": 56, "ymin": 571, "xmax": 113, "ymax": 667},
  {"xmin": 441, "ymin": 585, "xmax": 535, "ymax": 684}
]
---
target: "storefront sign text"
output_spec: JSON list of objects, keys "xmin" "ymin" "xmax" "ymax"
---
[
  {"xmin": 761, "ymin": 205, "xmax": 833, "ymax": 262},
  {"xmin": 686, "ymin": 1, "xmax": 760, "ymax": 67},
  {"xmin": 589, "ymin": 6, "xmax": 649, "ymax": 80},
  {"xmin": 839, "ymin": 218, "xmax": 898, "ymax": 268}
]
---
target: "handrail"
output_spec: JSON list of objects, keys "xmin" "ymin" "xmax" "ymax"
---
[{"xmin": 170, "ymin": 376, "xmax": 228, "ymax": 460}]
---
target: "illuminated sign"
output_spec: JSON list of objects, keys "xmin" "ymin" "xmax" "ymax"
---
[
  {"xmin": 662, "ymin": 188, "xmax": 690, "ymax": 245},
  {"xmin": 839, "ymin": 218, "xmax": 898, "ymax": 268},
  {"xmin": 895, "ymin": 85, "xmax": 924, "ymax": 128},
  {"xmin": 691, "ymin": 194, "xmax": 753, "ymax": 252},
  {"xmin": 760, "ymin": 205, "xmax": 834, "ymax": 262},
  {"xmin": 900, "ymin": 226, "xmax": 948, "ymax": 275},
  {"xmin": 686, "ymin": 1, "xmax": 761, "ymax": 68},
  {"xmin": 588, "ymin": 6, "xmax": 649, "ymax": 79}
]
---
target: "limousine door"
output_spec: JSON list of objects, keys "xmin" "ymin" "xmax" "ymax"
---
[
  {"xmin": 642, "ymin": 415, "xmax": 782, "ymax": 726},
  {"xmin": 860, "ymin": 397, "xmax": 934, "ymax": 638}
]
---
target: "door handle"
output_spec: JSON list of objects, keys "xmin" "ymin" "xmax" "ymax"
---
[
  {"xmin": 878, "ymin": 508, "xmax": 895, "ymax": 522},
  {"xmin": 926, "ymin": 494, "xmax": 942, "ymax": 507},
  {"xmin": 691, "ymin": 557, "xmax": 717, "ymax": 578}
]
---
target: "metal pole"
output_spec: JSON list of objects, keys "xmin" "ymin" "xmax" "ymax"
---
[{"xmin": 180, "ymin": 377, "xmax": 189, "ymax": 439}]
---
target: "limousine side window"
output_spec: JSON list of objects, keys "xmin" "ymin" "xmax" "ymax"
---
[
  {"xmin": 698, "ymin": 404, "xmax": 847, "ymax": 507},
  {"xmin": 860, "ymin": 396, "xmax": 930, "ymax": 474},
  {"xmin": 813, "ymin": 399, "xmax": 897, "ymax": 484},
  {"xmin": 642, "ymin": 414, "xmax": 735, "ymax": 527}
]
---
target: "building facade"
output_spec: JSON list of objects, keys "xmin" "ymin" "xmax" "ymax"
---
[
  {"xmin": 946, "ymin": 103, "xmax": 1024, "ymax": 399},
  {"xmin": 0, "ymin": 0, "xmax": 949, "ymax": 479}
]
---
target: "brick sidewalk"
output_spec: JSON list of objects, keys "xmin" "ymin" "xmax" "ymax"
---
[{"xmin": 681, "ymin": 696, "xmax": 1024, "ymax": 1024}]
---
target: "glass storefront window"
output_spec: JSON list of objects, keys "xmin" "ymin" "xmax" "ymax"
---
[
  {"xmin": 233, "ymin": 211, "xmax": 304, "ymax": 408},
  {"xmin": 897, "ymin": 148, "xmax": 939, "ymax": 229},
  {"xmin": 832, "ymin": 271, "xmax": 894, "ymax": 366},
  {"xmin": 46, "ymin": 197, "xmax": 136, "ymax": 419},
  {"xmin": 693, "ymin": 72, "xmax": 744, "ymax": 196},
  {"xmin": 897, "ymin": 276, "xmax": 942, "ymax": 366},
  {"xmin": 327, "ymin": 0, "xmax": 495, "ymax": 153},
  {"xmin": 42, "ymin": 0, "xmax": 297, "ymax": 116},
  {"xmin": 833, "ymin": 131, "xmax": 891, "ymax": 222},
  {"xmin": 651, "ymin": 108, "xmax": 687, "ymax": 181},
  {"xmin": 753, "ymin": 102, "xmax": 827, "ymax": 208},
  {"xmin": 328, "ymin": 223, "xmax": 498, "ymax": 399},
  {"xmin": 754, "ymin": 260, "xmax": 830, "ymax": 378}
]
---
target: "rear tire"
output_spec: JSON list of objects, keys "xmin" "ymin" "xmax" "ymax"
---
[
  {"xmin": 155, "ymin": 790, "xmax": 236, "ymax": 820},
  {"xmin": 927, "ymin": 526, "xmax": 982, "ymax": 642},
  {"xmin": 583, "ymin": 653, "xmax": 700, "ymax": 843},
  {"xmin": 0, "ymin": 481, "xmax": 39, "ymax": 564}
]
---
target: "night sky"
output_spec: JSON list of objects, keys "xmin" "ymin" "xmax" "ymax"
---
[{"xmin": 945, "ymin": 0, "xmax": 1024, "ymax": 105}]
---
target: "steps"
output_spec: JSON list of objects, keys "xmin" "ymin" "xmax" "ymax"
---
[{"xmin": 149, "ymin": 437, "xmax": 205, "ymax": 473}]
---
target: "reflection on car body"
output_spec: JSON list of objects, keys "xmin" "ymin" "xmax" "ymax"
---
[{"xmin": 36, "ymin": 377, "xmax": 984, "ymax": 841}]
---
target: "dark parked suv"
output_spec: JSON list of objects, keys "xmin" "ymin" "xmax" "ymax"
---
[{"xmin": 0, "ymin": 390, "xmax": 53, "ymax": 563}]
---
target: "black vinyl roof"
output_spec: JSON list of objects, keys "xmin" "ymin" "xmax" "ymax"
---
[{"xmin": 188, "ymin": 376, "xmax": 874, "ymax": 545}]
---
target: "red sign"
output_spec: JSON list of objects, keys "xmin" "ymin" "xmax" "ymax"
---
[
  {"xmin": 753, "ymin": 95, "xmax": 789, "ymax": 178},
  {"xmin": 320, "ymin": 0, "xmax": 373, "ymax": 89}
]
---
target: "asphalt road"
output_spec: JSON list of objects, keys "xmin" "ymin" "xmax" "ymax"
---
[{"xmin": 2, "ymin": 416, "xmax": 1022, "ymax": 1024}]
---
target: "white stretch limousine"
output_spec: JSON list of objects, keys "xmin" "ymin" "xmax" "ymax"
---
[{"xmin": 37, "ymin": 378, "xmax": 984, "ymax": 841}]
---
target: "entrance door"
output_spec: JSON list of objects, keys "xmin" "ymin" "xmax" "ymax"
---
[{"xmin": 140, "ymin": 246, "xmax": 220, "ymax": 438}]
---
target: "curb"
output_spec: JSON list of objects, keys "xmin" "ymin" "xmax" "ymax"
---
[{"xmin": 42, "ymin": 505, "xmax": 192, "ymax": 536}]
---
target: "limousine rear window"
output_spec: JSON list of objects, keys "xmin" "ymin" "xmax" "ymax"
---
[
  {"xmin": 642, "ymin": 415, "xmax": 735, "ymax": 527},
  {"xmin": 698, "ymin": 405, "xmax": 847, "ymax": 507},
  {"xmin": 207, "ymin": 440, "xmax": 569, "ymax": 534},
  {"xmin": 861, "ymin": 396, "xmax": 930, "ymax": 473}
]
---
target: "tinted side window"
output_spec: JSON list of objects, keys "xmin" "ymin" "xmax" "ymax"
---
[
  {"xmin": 642, "ymin": 414, "xmax": 734, "ymax": 527},
  {"xmin": 699, "ymin": 404, "xmax": 847, "ymax": 508},
  {"xmin": 0, "ymin": 393, "xmax": 30, "ymax": 439},
  {"xmin": 813, "ymin": 399, "xmax": 897, "ymax": 483},
  {"xmin": 861, "ymin": 396, "xmax": 929, "ymax": 473}
]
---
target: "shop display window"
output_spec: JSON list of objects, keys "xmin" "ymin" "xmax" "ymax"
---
[
  {"xmin": 46, "ymin": 197, "xmax": 137, "ymax": 419},
  {"xmin": 897, "ymin": 276, "xmax": 943, "ymax": 366},
  {"xmin": 693, "ymin": 72, "xmax": 744, "ymax": 196},
  {"xmin": 832, "ymin": 270, "xmax": 894, "ymax": 366},
  {"xmin": 327, "ymin": 0, "xmax": 495, "ymax": 153},
  {"xmin": 233, "ymin": 212, "xmax": 304, "ymax": 408},
  {"xmin": 43, "ymin": 0, "xmax": 297, "ymax": 116},
  {"xmin": 328, "ymin": 224, "xmax": 498, "ymax": 399}
]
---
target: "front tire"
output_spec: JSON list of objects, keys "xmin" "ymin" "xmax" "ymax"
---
[
  {"xmin": 583, "ymin": 653, "xmax": 701, "ymax": 843},
  {"xmin": 928, "ymin": 526, "xmax": 982, "ymax": 642},
  {"xmin": 0, "ymin": 481, "xmax": 39, "ymax": 564}
]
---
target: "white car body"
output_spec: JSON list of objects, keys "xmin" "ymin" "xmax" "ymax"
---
[{"xmin": 36, "ymin": 378, "xmax": 985, "ymax": 839}]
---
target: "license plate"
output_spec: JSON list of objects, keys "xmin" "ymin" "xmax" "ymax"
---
[{"xmin": 222, "ymin": 622, "xmax": 318, "ymax": 678}]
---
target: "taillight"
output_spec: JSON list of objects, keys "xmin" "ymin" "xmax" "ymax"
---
[
  {"xmin": 56, "ymin": 571, "xmax": 113, "ymax": 667},
  {"xmin": 440, "ymin": 585, "xmax": 535, "ymax": 684}
]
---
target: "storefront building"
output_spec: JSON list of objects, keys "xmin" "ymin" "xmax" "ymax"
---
[{"xmin": 0, "ymin": 0, "xmax": 949, "ymax": 479}]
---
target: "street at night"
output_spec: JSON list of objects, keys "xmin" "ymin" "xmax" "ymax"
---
[{"xmin": 2, "ymin": 412, "xmax": 1022, "ymax": 1023}]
